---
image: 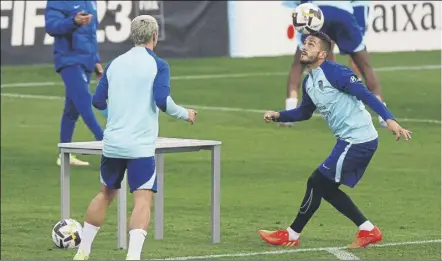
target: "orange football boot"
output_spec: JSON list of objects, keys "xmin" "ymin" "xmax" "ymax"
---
[
  {"xmin": 348, "ymin": 227, "xmax": 382, "ymax": 248},
  {"xmin": 258, "ymin": 229, "xmax": 300, "ymax": 247}
]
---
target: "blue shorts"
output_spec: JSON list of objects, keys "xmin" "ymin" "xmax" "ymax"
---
[
  {"xmin": 100, "ymin": 156, "xmax": 157, "ymax": 193},
  {"xmin": 318, "ymin": 138, "xmax": 378, "ymax": 188},
  {"xmin": 353, "ymin": 6, "xmax": 370, "ymax": 35},
  {"xmin": 299, "ymin": 6, "xmax": 365, "ymax": 54}
]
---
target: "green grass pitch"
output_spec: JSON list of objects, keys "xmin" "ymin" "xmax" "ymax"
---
[{"xmin": 1, "ymin": 50, "xmax": 441, "ymax": 260}]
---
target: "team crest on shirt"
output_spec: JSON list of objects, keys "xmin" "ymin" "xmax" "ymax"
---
[
  {"xmin": 350, "ymin": 75, "xmax": 360, "ymax": 83},
  {"xmin": 318, "ymin": 80, "xmax": 324, "ymax": 91}
]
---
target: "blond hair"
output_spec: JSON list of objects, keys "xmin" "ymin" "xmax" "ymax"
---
[{"xmin": 130, "ymin": 15, "xmax": 159, "ymax": 45}]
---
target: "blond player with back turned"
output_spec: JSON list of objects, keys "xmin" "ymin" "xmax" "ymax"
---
[{"xmin": 73, "ymin": 15, "xmax": 198, "ymax": 260}]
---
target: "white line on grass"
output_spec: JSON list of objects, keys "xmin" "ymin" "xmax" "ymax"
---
[
  {"xmin": 2, "ymin": 92, "xmax": 441, "ymax": 125},
  {"xmin": 0, "ymin": 64, "xmax": 440, "ymax": 88},
  {"xmin": 1, "ymin": 93, "xmax": 63, "ymax": 100},
  {"xmin": 325, "ymin": 248, "xmax": 360, "ymax": 260},
  {"xmin": 159, "ymin": 239, "xmax": 441, "ymax": 260}
]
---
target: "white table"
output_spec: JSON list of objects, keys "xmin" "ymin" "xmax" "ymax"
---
[{"xmin": 58, "ymin": 138, "xmax": 221, "ymax": 249}]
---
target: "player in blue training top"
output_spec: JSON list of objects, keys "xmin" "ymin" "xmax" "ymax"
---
[
  {"xmin": 73, "ymin": 15, "xmax": 197, "ymax": 260},
  {"xmin": 281, "ymin": 1, "xmax": 387, "ymax": 128},
  {"xmin": 328, "ymin": 1, "xmax": 372, "ymax": 82},
  {"xmin": 45, "ymin": 1, "xmax": 104, "ymax": 166},
  {"xmin": 351, "ymin": 1, "xmax": 371, "ymax": 44},
  {"xmin": 259, "ymin": 32, "xmax": 411, "ymax": 248}
]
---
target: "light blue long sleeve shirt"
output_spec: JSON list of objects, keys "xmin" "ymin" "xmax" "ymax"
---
[
  {"xmin": 92, "ymin": 46, "xmax": 188, "ymax": 158},
  {"xmin": 277, "ymin": 61, "xmax": 396, "ymax": 144}
]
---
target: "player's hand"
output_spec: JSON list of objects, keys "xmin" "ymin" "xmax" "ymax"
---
[
  {"xmin": 386, "ymin": 119, "xmax": 412, "ymax": 141},
  {"xmin": 95, "ymin": 63, "xmax": 104, "ymax": 81},
  {"xmin": 264, "ymin": 111, "xmax": 280, "ymax": 123},
  {"xmin": 186, "ymin": 109, "xmax": 198, "ymax": 124},
  {"xmin": 74, "ymin": 11, "xmax": 93, "ymax": 26}
]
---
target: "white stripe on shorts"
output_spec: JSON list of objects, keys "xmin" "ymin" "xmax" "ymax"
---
[
  {"xmin": 138, "ymin": 167, "xmax": 157, "ymax": 191},
  {"xmin": 335, "ymin": 143, "xmax": 353, "ymax": 183}
]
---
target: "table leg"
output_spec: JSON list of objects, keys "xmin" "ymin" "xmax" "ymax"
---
[
  {"xmin": 154, "ymin": 154, "xmax": 164, "ymax": 240},
  {"xmin": 60, "ymin": 151, "xmax": 70, "ymax": 219},
  {"xmin": 211, "ymin": 145, "xmax": 221, "ymax": 243},
  {"xmin": 117, "ymin": 171, "xmax": 128, "ymax": 249}
]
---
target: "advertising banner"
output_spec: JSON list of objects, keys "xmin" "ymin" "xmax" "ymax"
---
[
  {"xmin": 1, "ymin": 1, "xmax": 229, "ymax": 66},
  {"xmin": 227, "ymin": 1, "xmax": 441, "ymax": 57}
]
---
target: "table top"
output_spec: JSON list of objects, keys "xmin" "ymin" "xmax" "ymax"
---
[{"xmin": 58, "ymin": 137, "xmax": 221, "ymax": 150}]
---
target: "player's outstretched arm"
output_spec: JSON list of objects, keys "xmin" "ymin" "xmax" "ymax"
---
[
  {"xmin": 153, "ymin": 60, "xmax": 197, "ymax": 124},
  {"xmin": 329, "ymin": 65, "xmax": 395, "ymax": 122},
  {"xmin": 346, "ymin": 81, "xmax": 393, "ymax": 119},
  {"xmin": 264, "ymin": 84, "xmax": 316, "ymax": 123},
  {"xmin": 351, "ymin": 87, "xmax": 413, "ymax": 141},
  {"xmin": 336, "ymin": 71, "xmax": 412, "ymax": 141},
  {"xmin": 276, "ymin": 103, "xmax": 315, "ymax": 122}
]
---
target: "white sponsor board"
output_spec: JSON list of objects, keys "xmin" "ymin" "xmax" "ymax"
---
[
  {"xmin": 227, "ymin": 1, "xmax": 442, "ymax": 57},
  {"xmin": 365, "ymin": 1, "xmax": 441, "ymax": 52},
  {"xmin": 227, "ymin": 1, "xmax": 298, "ymax": 57}
]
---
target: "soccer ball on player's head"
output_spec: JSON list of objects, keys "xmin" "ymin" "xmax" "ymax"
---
[
  {"xmin": 292, "ymin": 3, "xmax": 324, "ymax": 34},
  {"xmin": 52, "ymin": 218, "xmax": 83, "ymax": 249}
]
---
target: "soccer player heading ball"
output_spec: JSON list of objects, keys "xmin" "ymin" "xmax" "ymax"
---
[
  {"xmin": 282, "ymin": 1, "xmax": 388, "ymax": 128},
  {"xmin": 261, "ymin": 31, "xmax": 412, "ymax": 248}
]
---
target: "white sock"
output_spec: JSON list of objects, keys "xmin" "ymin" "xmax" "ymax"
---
[
  {"xmin": 286, "ymin": 98, "xmax": 298, "ymax": 110},
  {"xmin": 78, "ymin": 222, "xmax": 100, "ymax": 256},
  {"xmin": 126, "ymin": 229, "xmax": 147, "ymax": 260},
  {"xmin": 359, "ymin": 220, "xmax": 375, "ymax": 231},
  {"xmin": 287, "ymin": 227, "xmax": 300, "ymax": 240}
]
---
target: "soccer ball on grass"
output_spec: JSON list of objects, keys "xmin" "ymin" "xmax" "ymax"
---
[
  {"xmin": 292, "ymin": 3, "xmax": 325, "ymax": 34},
  {"xmin": 52, "ymin": 218, "xmax": 83, "ymax": 249}
]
